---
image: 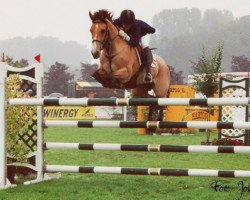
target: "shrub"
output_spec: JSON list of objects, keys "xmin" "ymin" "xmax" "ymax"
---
[{"xmin": 6, "ymin": 74, "xmax": 35, "ymax": 162}]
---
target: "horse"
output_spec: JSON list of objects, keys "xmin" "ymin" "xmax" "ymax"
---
[{"xmin": 89, "ymin": 10, "xmax": 170, "ymax": 126}]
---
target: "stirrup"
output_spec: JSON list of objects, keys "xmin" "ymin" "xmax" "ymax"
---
[{"xmin": 144, "ymin": 73, "xmax": 153, "ymax": 83}]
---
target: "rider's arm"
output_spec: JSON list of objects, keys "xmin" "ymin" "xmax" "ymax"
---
[{"xmin": 127, "ymin": 26, "xmax": 141, "ymax": 47}]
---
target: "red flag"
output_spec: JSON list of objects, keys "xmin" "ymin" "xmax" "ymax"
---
[{"xmin": 34, "ymin": 54, "xmax": 40, "ymax": 63}]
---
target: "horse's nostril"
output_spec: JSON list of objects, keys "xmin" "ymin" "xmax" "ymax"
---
[{"xmin": 93, "ymin": 52, "xmax": 100, "ymax": 59}]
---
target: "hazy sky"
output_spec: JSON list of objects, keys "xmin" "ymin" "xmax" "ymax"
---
[{"xmin": 1, "ymin": 0, "xmax": 250, "ymax": 49}]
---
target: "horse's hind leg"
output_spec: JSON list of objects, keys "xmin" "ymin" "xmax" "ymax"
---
[
  {"xmin": 132, "ymin": 86, "xmax": 156, "ymax": 135},
  {"xmin": 152, "ymin": 57, "xmax": 170, "ymax": 98},
  {"xmin": 156, "ymin": 106, "xmax": 164, "ymax": 121},
  {"xmin": 131, "ymin": 85, "xmax": 150, "ymax": 98},
  {"xmin": 152, "ymin": 60, "xmax": 170, "ymax": 123}
]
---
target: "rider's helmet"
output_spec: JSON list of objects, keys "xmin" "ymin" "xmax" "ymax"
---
[{"xmin": 120, "ymin": 10, "xmax": 135, "ymax": 25}]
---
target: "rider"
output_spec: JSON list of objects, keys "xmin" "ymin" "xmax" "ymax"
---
[{"xmin": 114, "ymin": 9, "xmax": 155, "ymax": 83}]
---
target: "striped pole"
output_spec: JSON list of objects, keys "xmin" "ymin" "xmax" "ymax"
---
[
  {"xmin": 44, "ymin": 120, "xmax": 250, "ymax": 130},
  {"xmin": 44, "ymin": 142, "xmax": 250, "ymax": 154},
  {"xmin": 7, "ymin": 97, "xmax": 250, "ymax": 106},
  {"xmin": 45, "ymin": 165, "xmax": 250, "ymax": 178}
]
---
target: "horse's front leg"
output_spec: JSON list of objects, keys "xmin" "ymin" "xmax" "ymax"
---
[
  {"xmin": 92, "ymin": 68, "xmax": 126, "ymax": 89},
  {"xmin": 112, "ymin": 67, "xmax": 130, "ymax": 84},
  {"xmin": 92, "ymin": 68, "xmax": 106, "ymax": 81},
  {"xmin": 92, "ymin": 68, "xmax": 112, "ymax": 87}
]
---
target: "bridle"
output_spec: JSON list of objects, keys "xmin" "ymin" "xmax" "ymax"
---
[
  {"xmin": 91, "ymin": 20, "xmax": 121, "ymax": 72},
  {"xmin": 91, "ymin": 20, "xmax": 119, "ymax": 53}
]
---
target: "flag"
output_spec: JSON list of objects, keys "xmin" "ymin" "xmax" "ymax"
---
[{"xmin": 34, "ymin": 54, "xmax": 41, "ymax": 63}]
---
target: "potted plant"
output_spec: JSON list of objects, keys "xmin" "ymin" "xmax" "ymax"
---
[
  {"xmin": 191, "ymin": 43, "xmax": 224, "ymax": 144},
  {"xmin": 212, "ymin": 138, "xmax": 244, "ymax": 146}
]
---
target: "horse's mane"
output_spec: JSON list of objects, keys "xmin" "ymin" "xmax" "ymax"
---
[{"xmin": 92, "ymin": 9, "xmax": 113, "ymax": 22}]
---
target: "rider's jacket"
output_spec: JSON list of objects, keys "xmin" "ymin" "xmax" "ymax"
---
[{"xmin": 113, "ymin": 18, "xmax": 155, "ymax": 47}]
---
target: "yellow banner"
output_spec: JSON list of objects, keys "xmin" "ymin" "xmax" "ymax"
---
[
  {"xmin": 44, "ymin": 106, "xmax": 95, "ymax": 120},
  {"xmin": 185, "ymin": 110, "xmax": 210, "ymax": 121},
  {"xmin": 166, "ymin": 85, "xmax": 195, "ymax": 122}
]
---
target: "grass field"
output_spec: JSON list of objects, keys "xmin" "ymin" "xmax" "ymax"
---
[{"xmin": 1, "ymin": 127, "xmax": 250, "ymax": 200}]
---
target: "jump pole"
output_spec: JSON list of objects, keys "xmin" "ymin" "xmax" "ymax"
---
[
  {"xmin": 44, "ymin": 142, "xmax": 250, "ymax": 153},
  {"xmin": 7, "ymin": 97, "xmax": 250, "ymax": 106},
  {"xmin": 44, "ymin": 120, "xmax": 250, "ymax": 129},
  {"xmin": 45, "ymin": 165, "xmax": 250, "ymax": 178}
]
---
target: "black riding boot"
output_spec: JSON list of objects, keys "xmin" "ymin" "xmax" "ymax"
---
[{"xmin": 143, "ymin": 47, "xmax": 153, "ymax": 83}]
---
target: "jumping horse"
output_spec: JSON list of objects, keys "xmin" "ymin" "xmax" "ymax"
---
[{"xmin": 89, "ymin": 10, "xmax": 170, "ymax": 127}]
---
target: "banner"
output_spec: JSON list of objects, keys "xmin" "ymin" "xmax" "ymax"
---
[{"xmin": 44, "ymin": 106, "xmax": 95, "ymax": 120}]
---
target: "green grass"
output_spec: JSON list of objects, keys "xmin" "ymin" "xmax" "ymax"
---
[{"xmin": 1, "ymin": 128, "xmax": 250, "ymax": 200}]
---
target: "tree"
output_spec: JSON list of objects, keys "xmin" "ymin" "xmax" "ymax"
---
[
  {"xmin": 151, "ymin": 8, "xmax": 202, "ymax": 42},
  {"xmin": 149, "ymin": 8, "xmax": 242, "ymax": 77},
  {"xmin": 80, "ymin": 63, "xmax": 98, "ymax": 81},
  {"xmin": 202, "ymin": 9, "xmax": 234, "ymax": 32},
  {"xmin": 5, "ymin": 56, "xmax": 29, "ymax": 67},
  {"xmin": 44, "ymin": 62, "xmax": 74, "ymax": 96},
  {"xmin": 231, "ymin": 55, "xmax": 250, "ymax": 72},
  {"xmin": 169, "ymin": 65, "xmax": 185, "ymax": 85}
]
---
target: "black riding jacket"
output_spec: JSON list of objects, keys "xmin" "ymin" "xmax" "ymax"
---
[{"xmin": 113, "ymin": 18, "xmax": 155, "ymax": 47}]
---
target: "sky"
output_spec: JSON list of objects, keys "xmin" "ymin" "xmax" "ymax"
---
[{"xmin": 0, "ymin": 0, "xmax": 250, "ymax": 49}]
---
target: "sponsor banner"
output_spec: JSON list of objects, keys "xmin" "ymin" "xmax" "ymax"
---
[
  {"xmin": 166, "ymin": 85, "xmax": 195, "ymax": 122},
  {"xmin": 95, "ymin": 106, "xmax": 123, "ymax": 119},
  {"xmin": 44, "ymin": 106, "xmax": 95, "ymax": 120},
  {"xmin": 185, "ymin": 110, "xmax": 210, "ymax": 121}
]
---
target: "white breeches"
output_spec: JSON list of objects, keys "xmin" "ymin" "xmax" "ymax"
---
[{"xmin": 140, "ymin": 35, "xmax": 150, "ymax": 48}]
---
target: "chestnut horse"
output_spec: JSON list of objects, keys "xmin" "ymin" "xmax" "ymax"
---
[{"xmin": 89, "ymin": 10, "xmax": 170, "ymax": 122}]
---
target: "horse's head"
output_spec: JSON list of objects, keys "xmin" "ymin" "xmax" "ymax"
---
[{"xmin": 89, "ymin": 10, "xmax": 114, "ymax": 59}]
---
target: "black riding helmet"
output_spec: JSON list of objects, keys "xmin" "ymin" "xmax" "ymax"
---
[{"xmin": 120, "ymin": 10, "xmax": 135, "ymax": 25}]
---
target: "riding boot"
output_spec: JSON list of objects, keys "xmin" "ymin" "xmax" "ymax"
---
[{"xmin": 143, "ymin": 47, "xmax": 153, "ymax": 83}]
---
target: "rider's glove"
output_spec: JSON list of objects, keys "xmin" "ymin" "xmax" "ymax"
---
[{"xmin": 119, "ymin": 30, "xmax": 130, "ymax": 41}]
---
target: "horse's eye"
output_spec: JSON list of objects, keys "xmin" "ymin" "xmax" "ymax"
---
[{"xmin": 101, "ymin": 29, "xmax": 106, "ymax": 34}]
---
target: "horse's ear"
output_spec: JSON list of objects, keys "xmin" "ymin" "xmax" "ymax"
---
[
  {"xmin": 89, "ymin": 11, "xmax": 94, "ymax": 21},
  {"xmin": 105, "ymin": 19, "xmax": 113, "ymax": 30},
  {"xmin": 105, "ymin": 19, "xmax": 113, "ymax": 26}
]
